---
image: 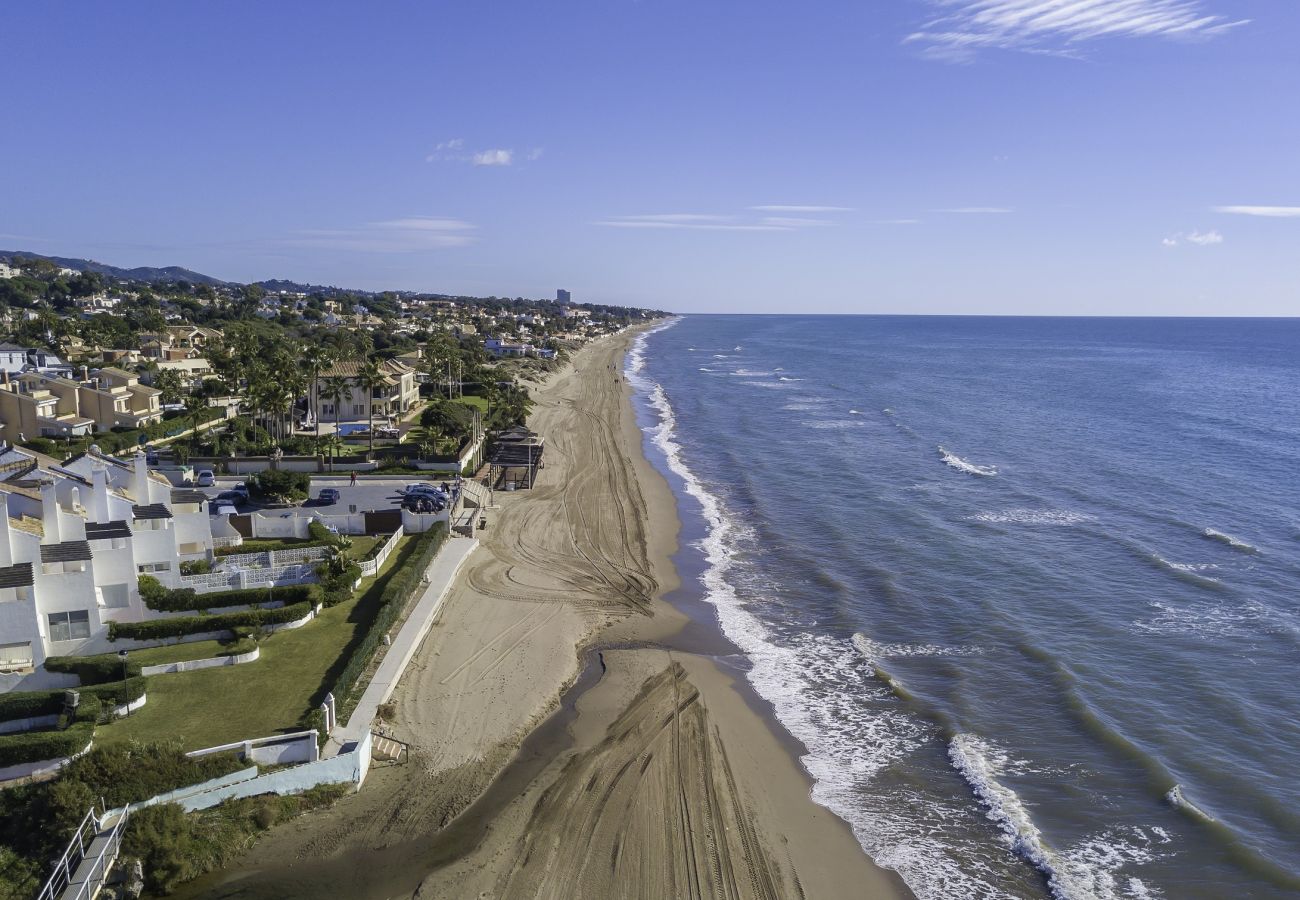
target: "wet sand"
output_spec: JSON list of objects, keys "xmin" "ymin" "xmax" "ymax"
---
[{"xmin": 180, "ymin": 327, "xmax": 907, "ymax": 900}]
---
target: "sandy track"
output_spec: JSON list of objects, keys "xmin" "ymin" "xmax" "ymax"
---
[{"xmin": 490, "ymin": 658, "xmax": 793, "ymax": 900}]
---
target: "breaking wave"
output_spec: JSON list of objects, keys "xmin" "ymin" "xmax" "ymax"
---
[
  {"xmin": 1203, "ymin": 529, "xmax": 1259, "ymax": 554},
  {"xmin": 939, "ymin": 446, "xmax": 998, "ymax": 477},
  {"xmin": 949, "ymin": 734, "xmax": 1167, "ymax": 900}
]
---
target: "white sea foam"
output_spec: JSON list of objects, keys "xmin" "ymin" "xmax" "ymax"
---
[
  {"xmin": 782, "ymin": 402, "xmax": 827, "ymax": 412},
  {"xmin": 853, "ymin": 633, "xmax": 981, "ymax": 664},
  {"xmin": 741, "ymin": 380, "xmax": 795, "ymax": 390},
  {"xmin": 939, "ymin": 446, "xmax": 998, "ymax": 477},
  {"xmin": 849, "ymin": 409, "xmax": 862, "ymax": 415},
  {"xmin": 1202, "ymin": 528, "xmax": 1259, "ymax": 554},
  {"xmin": 731, "ymin": 368, "xmax": 774, "ymax": 376},
  {"xmin": 778, "ymin": 375, "xmax": 803, "ymax": 381},
  {"xmin": 803, "ymin": 419, "xmax": 867, "ymax": 430},
  {"xmin": 1132, "ymin": 599, "xmax": 1296, "ymax": 639},
  {"xmin": 970, "ymin": 509, "xmax": 1097, "ymax": 527},
  {"xmin": 950, "ymin": 734, "xmax": 1166, "ymax": 900}
]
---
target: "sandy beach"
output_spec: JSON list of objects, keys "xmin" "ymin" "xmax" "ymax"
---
[{"xmin": 183, "ymin": 327, "xmax": 907, "ymax": 900}]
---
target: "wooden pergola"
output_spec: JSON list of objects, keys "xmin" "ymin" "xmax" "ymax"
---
[{"xmin": 488, "ymin": 426, "xmax": 545, "ymax": 489}]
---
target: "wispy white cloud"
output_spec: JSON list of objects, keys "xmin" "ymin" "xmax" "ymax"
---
[
  {"xmin": 908, "ymin": 1, "xmax": 1248, "ymax": 61},
  {"xmin": 426, "ymin": 140, "xmax": 535, "ymax": 167},
  {"xmin": 873, "ymin": 218, "xmax": 922, "ymax": 225},
  {"xmin": 748, "ymin": 205, "xmax": 854, "ymax": 213},
  {"xmin": 935, "ymin": 206, "xmax": 1013, "ymax": 213},
  {"xmin": 1212, "ymin": 205, "xmax": 1300, "ymax": 218},
  {"xmin": 596, "ymin": 215, "xmax": 788, "ymax": 232},
  {"xmin": 1163, "ymin": 229, "xmax": 1223, "ymax": 247},
  {"xmin": 472, "ymin": 148, "xmax": 513, "ymax": 167},
  {"xmin": 286, "ymin": 216, "xmax": 477, "ymax": 252}
]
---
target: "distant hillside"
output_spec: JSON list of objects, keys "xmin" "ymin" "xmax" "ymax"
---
[
  {"xmin": 253, "ymin": 278, "xmax": 372, "ymax": 298},
  {"xmin": 0, "ymin": 250, "xmax": 232, "ymax": 287}
]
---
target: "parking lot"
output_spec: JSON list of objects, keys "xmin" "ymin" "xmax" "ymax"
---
[{"xmin": 200, "ymin": 476, "xmax": 457, "ymax": 518}]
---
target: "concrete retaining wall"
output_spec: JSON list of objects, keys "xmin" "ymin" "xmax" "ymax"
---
[{"xmin": 140, "ymin": 645, "xmax": 260, "ymax": 676}]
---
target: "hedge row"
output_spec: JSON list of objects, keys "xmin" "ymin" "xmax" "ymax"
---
[
  {"xmin": 331, "ymin": 524, "xmax": 446, "ymax": 704},
  {"xmin": 0, "ymin": 676, "xmax": 146, "ymax": 723},
  {"xmin": 45, "ymin": 654, "xmax": 143, "ymax": 684},
  {"xmin": 0, "ymin": 722, "xmax": 94, "ymax": 767},
  {"xmin": 109, "ymin": 602, "xmax": 313, "ymax": 642},
  {"xmin": 140, "ymin": 577, "xmax": 319, "ymax": 613}
]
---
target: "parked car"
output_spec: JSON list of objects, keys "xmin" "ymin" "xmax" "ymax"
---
[
  {"xmin": 402, "ymin": 482, "xmax": 445, "ymax": 498},
  {"xmin": 318, "ymin": 488, "xmax": 341, "ymax": 505},
  {"xmin": 195, "ymin": 469, "xmax": 216, "ymax": 487},
  {"xmin": 403, "ymin": 495, "xmax": 446, "ymax": 514},
  {"xmin": 214, "ymin": 490, "xmax": 245, "ymax": 506},
  {"xmin": 212, "ymin": 503, "xmax": 236, "ymax": 516}
]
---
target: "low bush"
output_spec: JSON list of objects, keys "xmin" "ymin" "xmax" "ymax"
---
[
  {"xmin": 0, "ymin": 722, "xmax": 94, "ymax": 767},
  {"xmin": 0, "ymin": 677, "xmax": 141, "ymax": 723},
  {"xmin": 109, "ymin": 602, "xmax": 313, "ymax": 641},
  {"xmin": 331, "ymin": 524, "xmax": 446, "ymax": 704},
  {"xmin": 19, "ymin": 437, "xmax": 58, "ymax": 457},
  {"xmin": 308, "ymin": 520, "xmax": 345, "ymax": 546},
  {"xmin": 122, "ymin": 783, "xmax": 348, "ymax": 895},
  {"xmin": 44, "ymin": 654, "xmax": 142, "ymax": 684},
  {"xmin": 140, "ymin": 579, "xmax": 318, "ymax": 613},
  {"xmin": 180, "ymin": 559, "xmax": 212, "ymax": 576}
]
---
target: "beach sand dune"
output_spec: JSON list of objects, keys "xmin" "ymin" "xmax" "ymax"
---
[{"xmin": 178, "ymin": 328, "xmax": 905, "ymax": 900}]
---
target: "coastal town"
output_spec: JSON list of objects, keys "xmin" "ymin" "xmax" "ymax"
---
[{"xmin": 0, "ymin": 251, "xmax": 666, "ymax": 899}]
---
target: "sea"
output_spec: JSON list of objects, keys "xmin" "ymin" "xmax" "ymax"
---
[{"xmin": 625, "ymin": 315, "xmax": 1300, "ymax": 900}]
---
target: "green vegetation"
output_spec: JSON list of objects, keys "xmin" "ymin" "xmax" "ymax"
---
[
  {"xmin": 122, "ymin": 637, "xmax": 258, "ymax": 668},
  {"xmin": 138, "ymin": 575, "xmax": 318, "ymax": 613},
  {"xmin": 24, "ymin": 407, "xmax": 226, "ymax": 460},
  {"xmin": 122, "ymin": 784, "xmax": 348, "ymax": 895},
  {"xmin": 108, "ymin": 602, "xmax": 313, "ymax": 642},
  {"xmin": 0, "ymin": 676, "xmax": 146, "ymax": 724},
  {"xmin": 248, "ymin": 469, "xmax": 310, "ymax": 502},
  {"xmin": 95, "ymin": 535, "xmax": 415, "ymax": 750},
  {"xmin": 0, "ymin": 742, "xmax": 248, "ymax": 899},
  {"xmin": 332, "ymin": 524, "xmax": 447, "ymax": 720}
]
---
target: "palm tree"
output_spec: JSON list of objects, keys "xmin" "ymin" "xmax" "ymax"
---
[
  {"xmin": 301, "ymin": 342, "xmax": 334, "ymax": 455},
  {"xmin": 184, "ymin": 393, "xmax": 206, "ymax": 453},
  {"xmin": 319, "ymin": 375, "xmax": 350, "ymax": 471},
  {"xmin": 354, "ymin": 359, "xmax": 389, "ymax": 459}
]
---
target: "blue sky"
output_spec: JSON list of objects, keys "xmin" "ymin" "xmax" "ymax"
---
[{"xmin": 2, "ymin": 0, "xmax": 1297, "ymax": 315}]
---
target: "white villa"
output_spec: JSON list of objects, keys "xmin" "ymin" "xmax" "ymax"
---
[{"xmin": 0, "ymin": 446, "xmax": 218, "ymax": 679}]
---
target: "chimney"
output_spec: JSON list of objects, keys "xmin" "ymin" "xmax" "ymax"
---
[
  {"xmin": 0, "ymin": 493, "xmax": 13, "ymax": 568},
  {"xmin": 81, "ymin": 365, "xmax": 90, "ymax": 382},
  {"xmin": 40, "ymin": 482, "xmax": 61, "ymax": 544},
  {"xmin": 131, "ymin": 452, "xmax": 150, "ymax": 503},
  {"xmin": 91, "ymin": 466, "xmax": 111, "ymax": 523}
]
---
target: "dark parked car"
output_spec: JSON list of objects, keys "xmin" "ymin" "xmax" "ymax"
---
[
  {"xmin": 318, "ymin": 488, "xmax": 341, "ymax": 505},
  {"xmin": 214, "ymin": 490, "xmax": 245, "ymax": 506}
]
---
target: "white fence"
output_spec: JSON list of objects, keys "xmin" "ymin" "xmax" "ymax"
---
[
  {"xmin": 217, "ymin": 545, "xmax": 331, "ymax": 569},
  {"xmin": 358, "ymin": 528, "xmax": 403, "ymax": 577},
  {"xmin": 179, "ymin": 562, "xmax": 319, "ymax": 593}
]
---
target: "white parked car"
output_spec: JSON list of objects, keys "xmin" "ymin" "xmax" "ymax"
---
[
  {"xmin": 212, "ymin": 503, "xmax": 236, "ymax": 516},
  {"xmin": 195, "ymin": 470, "xmax": 216, "ymax": 487}
]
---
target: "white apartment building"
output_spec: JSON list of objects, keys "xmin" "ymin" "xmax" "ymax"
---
[{"xmin": 0, "ymin": 447, "xmax": 217, "ymax": 677}]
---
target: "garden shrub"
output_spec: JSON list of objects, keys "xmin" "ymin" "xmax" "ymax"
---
[
  {"xmin": 109, "ymin": 602, "xmax": 313, "ymax": 641},
  {"xmin": 140, "ymin": 580, "xmax": 318, "ymax": 613},
  {"xmin": 0, "ymin": 723, "xmax": 93, "ymax": 767},
  {"xmin": 44, "ymin": 654, "xmax": 142, "ymax": 684},
  {"xmin": 248, "ymin": 469, "xmax": 309, "ymax": 501}
]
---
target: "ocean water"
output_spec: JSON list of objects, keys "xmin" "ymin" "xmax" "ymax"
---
[{"xmin": 626, "ymin": 315, "xmax": 1300, "ymax": 900}]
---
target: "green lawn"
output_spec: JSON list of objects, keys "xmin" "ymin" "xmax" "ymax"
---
[
  {"xmin": 452, "ymin": 394, "xmax": 489, "ymax": 412},
  {"xmin": 95, "ymin": 535, "xmax": 416, "ymax": 750},
  {"xmin": 344, "ymin": 535, "xmax": 381, "ymax": 560}
]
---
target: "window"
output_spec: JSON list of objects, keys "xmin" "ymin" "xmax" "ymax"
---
[
  {"xmin": 48, "ymin": 610, "xmax": 91, "ymax": 642},
  {"xmin": 322, "ymin": 404, "xmax": 334, "ymax": 416},
  {"xmin": 352, "ymin": 404, "xmax": 364, "ymax": 415},
  {"xmin": 111, "ymin": 537, "xmax": 128, "ymax": 550},
  {"xmin": 137, "ymin": 562, "xmax": 171, "ymax": 574},
  {"xmin": 0, "ymin": 642, "xmax": 32, "ymax": 668}
]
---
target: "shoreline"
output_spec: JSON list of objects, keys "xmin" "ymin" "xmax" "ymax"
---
[{"xmin": 177, "ymin": 325, "xmax": 906, "ymax": 899}]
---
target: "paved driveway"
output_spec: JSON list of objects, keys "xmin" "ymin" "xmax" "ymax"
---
[{"xmin": 202, "ymin": 476, "xmax": 441, "ymax": 517}]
